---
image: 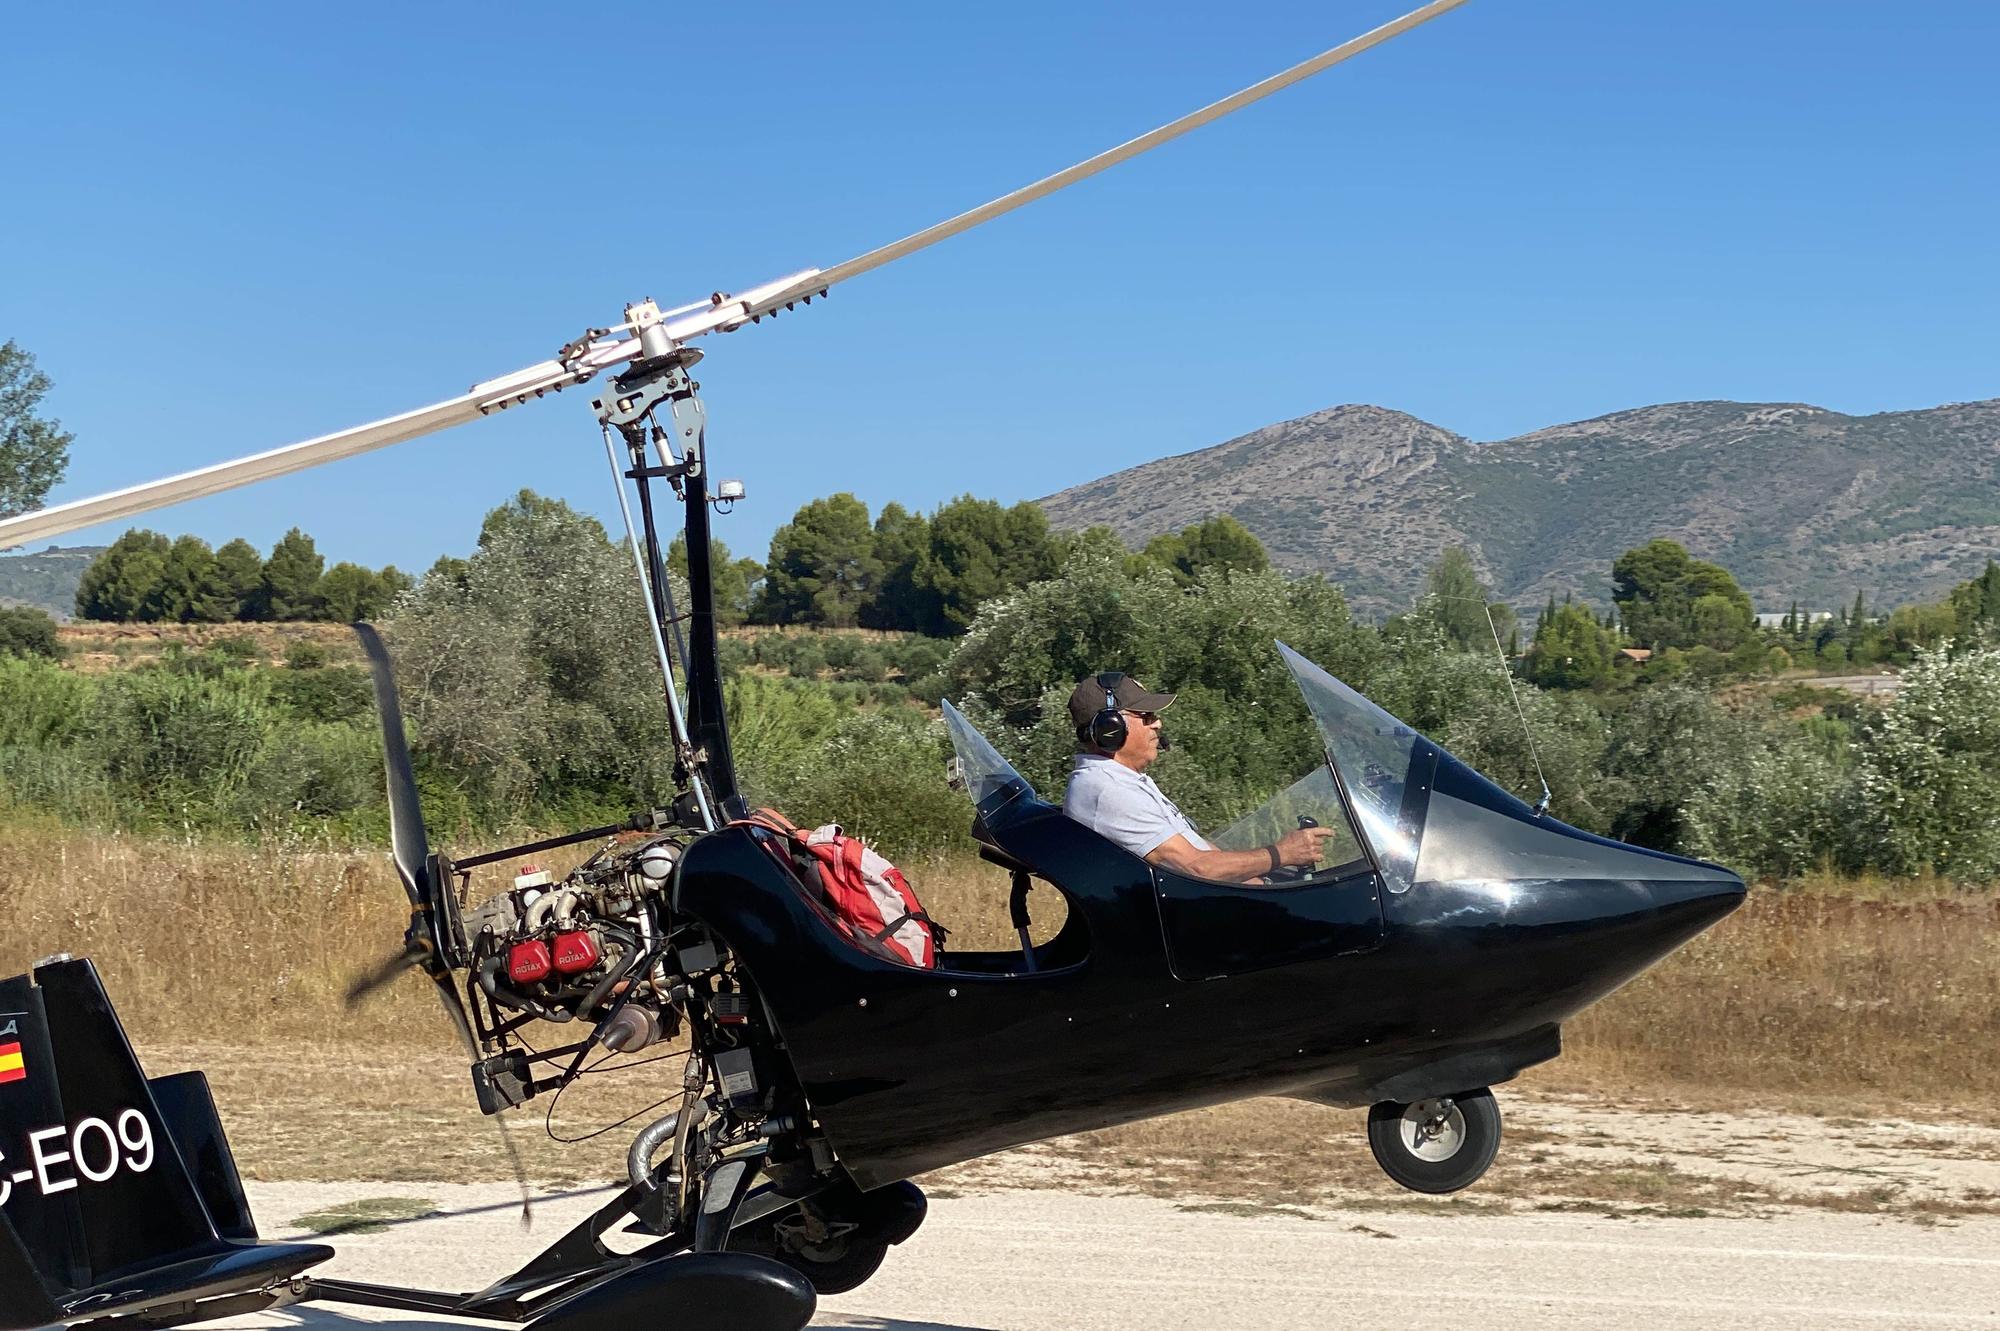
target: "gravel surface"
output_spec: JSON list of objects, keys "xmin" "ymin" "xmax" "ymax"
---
[{"xmin": 224, "ymin": 1180, "xmax": 2000, "ymax": 1331}]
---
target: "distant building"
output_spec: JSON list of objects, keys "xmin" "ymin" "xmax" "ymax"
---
[
  {"xmin": 1754, "ymin": 611, "xmax": 1834, "ymax": 629},
  {"xmin": 1615, "ymin": 647, "xmax": 1652, "ymax": 666}
]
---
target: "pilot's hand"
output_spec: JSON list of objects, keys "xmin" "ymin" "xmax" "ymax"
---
[{"xmin": 1274, "ymin": 825, "xmax": 1337, "ymax": 868}]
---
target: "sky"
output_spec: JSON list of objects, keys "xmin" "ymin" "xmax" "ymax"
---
[{"xmin": 2, "ymin": 1, "xmax": 1996, "ymax": 575}]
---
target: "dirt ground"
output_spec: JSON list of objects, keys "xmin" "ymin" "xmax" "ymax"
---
[{"xmin": 170, "ymin": 1041, "xmax": 2000, "ymax": 1224}]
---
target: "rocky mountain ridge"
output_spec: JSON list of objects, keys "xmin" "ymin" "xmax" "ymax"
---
[{"xmin": 1037, "ymin": 398, "xmax": 2000, "ymax": 616}]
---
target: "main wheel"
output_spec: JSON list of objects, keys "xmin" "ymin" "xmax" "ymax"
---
[
  {"xmin": 760, "ymin": 1228, "xmax": 887, "ymax": 1295},
  {"xmin": 731, "ymin": 1180, "xmax": 925, "ymax": 1295},
  {"xmin": 1367, "ymin": 1088, "xmax": 1501, "ymax": 1194}
]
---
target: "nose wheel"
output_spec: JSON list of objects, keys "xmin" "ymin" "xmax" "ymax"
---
[{"xmin": 1367, "ymin": 1087, "xmax": 1501, "ymax": 1193}]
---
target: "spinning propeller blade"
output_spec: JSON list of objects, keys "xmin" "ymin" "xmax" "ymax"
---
[
  {"xmin": 347, "ymin": 622, "xmax": 533, "ymax": 1220},
  {"xmin": 354, "ymin": 623, "xmax": 432, "ymax": 909},
  {"xmin": 0, "ymin": 0, "xmax": 1470, "ymax": 549},
  {"xmin": 342, "ymin": 939, "xmax": 426, "ymax": 1006}
]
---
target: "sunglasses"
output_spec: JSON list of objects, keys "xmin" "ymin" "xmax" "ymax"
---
[{"xmin": 1122, "ymin": 710, "xmax": 1161, "ymax": 726}]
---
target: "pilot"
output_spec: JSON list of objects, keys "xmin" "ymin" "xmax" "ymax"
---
[{"xmin": 1062, "ymin": 671, "xmax": 1336, "ymax": 884}]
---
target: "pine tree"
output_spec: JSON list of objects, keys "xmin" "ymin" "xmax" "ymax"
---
[
  {"xmin": 74, "ymin": 530, "xmax": 170, "ymax": 621},
  {"xmin": 859, "ymin": 503, "xmax": 930, "ymax": 631},
  {"xmin": 150, "ymin": 535, "xmax": 218, "ymax": 622},
  {"xmin": 757, "ymin": 494, "xmax": 879, "ymax": 627},
  {"xmin": 209, "ymin": 539, "xmax": 264, "ymax": 620},
  {"xmin": 253, "ymin": 528, "xmax": 325, "ymax": 621}
]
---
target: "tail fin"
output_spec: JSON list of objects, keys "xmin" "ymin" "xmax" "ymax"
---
[{"xmin": 0, "ymin": 958, "xmax": 328, "ymax": 1329}]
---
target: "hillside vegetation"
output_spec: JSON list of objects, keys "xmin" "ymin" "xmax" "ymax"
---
[
  {"xmin": 5, "ymin": 490, "xmax": 2000, "ymax": 886},
  {"xmin": 1038, "ymin": 397, "xmax": 2000, "ymax": 615}
]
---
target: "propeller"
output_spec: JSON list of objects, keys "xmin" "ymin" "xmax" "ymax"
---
[
  {"xmin": 0, "ymin": 0, "xmax": 1471, "ymax": 551},
  {"xmin": 347, "ymin": 622, "xmax": 534, "ymax": 1222}
]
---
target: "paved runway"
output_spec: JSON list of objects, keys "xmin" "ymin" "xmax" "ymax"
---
[{"xmin": 233, "ymin": 1181, "xmax": 2000, "ymax": 1331}]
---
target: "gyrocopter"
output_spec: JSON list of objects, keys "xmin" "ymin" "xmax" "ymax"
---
[{"xmin": 0, "ymin": 4, "xmax": 1744, "ymax": 1329}]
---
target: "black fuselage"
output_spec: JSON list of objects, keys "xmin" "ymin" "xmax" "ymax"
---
[{"xmin": 674, "ymin": 782, "xmax": 1743, "ymax": 1190}]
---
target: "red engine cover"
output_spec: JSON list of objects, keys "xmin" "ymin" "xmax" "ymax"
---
[
  {"xmin": 551, "ymin": 930, "xmax": 601, "ymax": 976},
  {"xmin": 507, "ymin": 939, "xmax": 553, "ymax": 985}
]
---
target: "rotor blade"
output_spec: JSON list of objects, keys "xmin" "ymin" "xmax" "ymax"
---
[
  {"xmin": 354, "ymin": 623, "xmax": 431, "ymax": 908},
  {"xmin": 0, "ymin": 0, "xmax": 1468, "ymax": 549},
  {"xmin": 0, "ymin": 346, "xmax": 606, "ymax": 550},
  {"xmin": 742, "ymin": 0, "xmax": 1474, "ymax": 313}
]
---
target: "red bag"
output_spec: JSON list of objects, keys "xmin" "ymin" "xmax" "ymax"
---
[{"xmin": 742, "ymin": 811, "xmax": 944, "ymax": 968}]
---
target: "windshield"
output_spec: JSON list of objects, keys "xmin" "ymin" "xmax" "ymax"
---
[
  {"xmin": 941, "ymin": 699, "xmax": 1036, "ymax": 822},
  {"xmin": 1210, "ymin": 764, "xmax": 1367, "ymax": 877},
  {"xmin": 1276, "ymin": 642, "xmax": 1433, "ymax": 894}
]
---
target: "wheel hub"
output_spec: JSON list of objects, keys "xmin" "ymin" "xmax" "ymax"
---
[{"xmin": 1400, "ymin": 1097, "xmax": 1466, "ymax": 1162}]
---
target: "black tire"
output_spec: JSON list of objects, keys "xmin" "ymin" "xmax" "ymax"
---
[{"xmin": 1367, "ymin": 1087, "xmax": 1501, "ymax": 1194}]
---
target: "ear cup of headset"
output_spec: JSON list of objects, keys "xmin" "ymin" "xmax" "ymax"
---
[
  {"xmin": 1090, "ymin": 672, "xmax": 1128, "ymax": 752},
  {"xmin": 1090, "ymin": 708, "xmax": 1128, "ymax": 752}
]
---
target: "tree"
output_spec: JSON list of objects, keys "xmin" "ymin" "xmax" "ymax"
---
[
  {"xmin": 1857, "ymin": 646, "xmax": 2000, "ymax": 880},
  {"xmin": 0, "ymin": 341, "xmax": 74, "ymax": 518},
  {"xmin": 320, "ymin": 561, "xmax": 396, "ymax": 621},
  {"xmin": 1416, "ymin": 546, "xmax": 1516, "ymax": 651},
  {"xmin": 1523, "ymin": 599, "xmax": 1613, "ymax": 689},
  {"xmin": 254, "ymin": 528, "xmax": 325, "ymax": 621},
  {"xmin": 390, "ymin": 492, "xmax": 672, "ymax": 814},
  {"xmin": 479, "ymin": 489, "xmax": 580, "ymax": 549},
  {"xmin": 74, "ymin": 530, "xmax": 170, "ymax": 621},
  {"xmin": 1948, "ymin": 559, "xmax": 2000, "ymax": 637},
  {"xmin": 150, "ymin": 535, "xmax": 219, "ymax": 622},
  {"xmin": 860, "ymin": 503, "xmax": 930, "ymax": 631},
  {"xmin": 668, "ymin": 535, "xmax": 760, "ymax": 626},
  {"xmin": 1887, "ymin": 601, "xmax": 1958, "ymax": 656},
  {"xmin": 1137, "ymin": 515, "xmax": 1269, "ymax": 588},
  {"xmin": 1611, "ymin": 538, "xmax": 1752, "ymax": 650},
  {"xmin": 208, "ymin": 538, "xmax": 264, "ymax": 619},
  {"xmin": 758, "ymin": 494, "xmax": 879, "ymax": 626},
  {"xmin": 913, "ymin": 496, "xmax": 1059, "ymax": 634},
  {"xmin": 0, "ymin": 606, "xmax": 59, "ymax": 659},
  {"xmin": 425, "ymin": 554, "xmax": 472, "ymax": 593}
]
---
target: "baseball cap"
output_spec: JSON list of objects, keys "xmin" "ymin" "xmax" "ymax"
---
[{"xmin": 1067, "ymin": 672, "xmax": 1177, "ymax": 730}]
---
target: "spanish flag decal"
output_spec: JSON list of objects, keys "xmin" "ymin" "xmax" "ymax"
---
[{"xmin": 0, "ymin": 1041, "xmax": 24, "ymax": 1084}]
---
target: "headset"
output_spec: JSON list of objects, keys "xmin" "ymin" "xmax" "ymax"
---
[{"xmin": 1087, "ymin": 671, "xmax": 1128, "ymax": 753}]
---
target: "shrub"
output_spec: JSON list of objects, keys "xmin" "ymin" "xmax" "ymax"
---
[
  {"xmin": 0, "ymin": 656, "xmax": 94, "ymax": 749},
  {"xmin": 777, "ymin": 710, "xmax": 966, "ymax": 860},
  {"xmin": 83, "ymin": 670, "xmax": 271, "ymax": 809},
  {"xmin": 270, "ymin": 664, "xmax": 374, "ymax": 724},
  {"xmin": 0, "ymin": 607, "xmax": 59, "ymax": 659},
  {"xmin": 1854, "ymin": 646, "xmax": 2000, "ymax": 881},
  {"xmin": 240, "ymin": 721, "xmax": 380, "ymax": 823}
]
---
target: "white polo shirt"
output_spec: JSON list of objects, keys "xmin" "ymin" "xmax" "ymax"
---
[{"xmin": 1062, "ymin": 752, "xmax": 1215, "ymax": 859}]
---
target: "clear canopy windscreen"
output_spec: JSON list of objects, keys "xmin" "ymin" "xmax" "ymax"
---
[
  {"xmin": 1276, "ymin": 642, "xmax": 1429, "ymax": 894},
  {"xmin": 942, "ymin": 700, "xmax": 1037, "ymax": 821},
  {"xmin": 1211, "ymin": 764, "xmax": 1367, "ymax": 872}
]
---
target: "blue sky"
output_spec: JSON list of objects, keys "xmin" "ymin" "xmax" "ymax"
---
[{"xmin": 2, "ymin": 2, "xmax": 1995, "ymax": 574}]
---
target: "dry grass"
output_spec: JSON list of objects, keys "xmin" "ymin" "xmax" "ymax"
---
[
  {"xmin": 1, "ymin": 828, "xmax": 1993, "ymax": 1103},
  {"xmin": 54, "ymin": 622, "xmax": 360, "ymax": 673},
  {"xmin": 1557, "ymin": 886, "xmax": 2000, "ymax": 1109},
  {"xmin": 1, "ymin": 826, "xmax": 1996, "ymax": 1217}
]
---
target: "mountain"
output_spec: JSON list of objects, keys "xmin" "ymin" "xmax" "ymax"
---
[
  {"xmin": 0, "ymin": 545, "xmax": 105, "ymax": 619},
  {"xmin": 1036, "ymin": 399, "xmax": 2000, "ymax": 616}
]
